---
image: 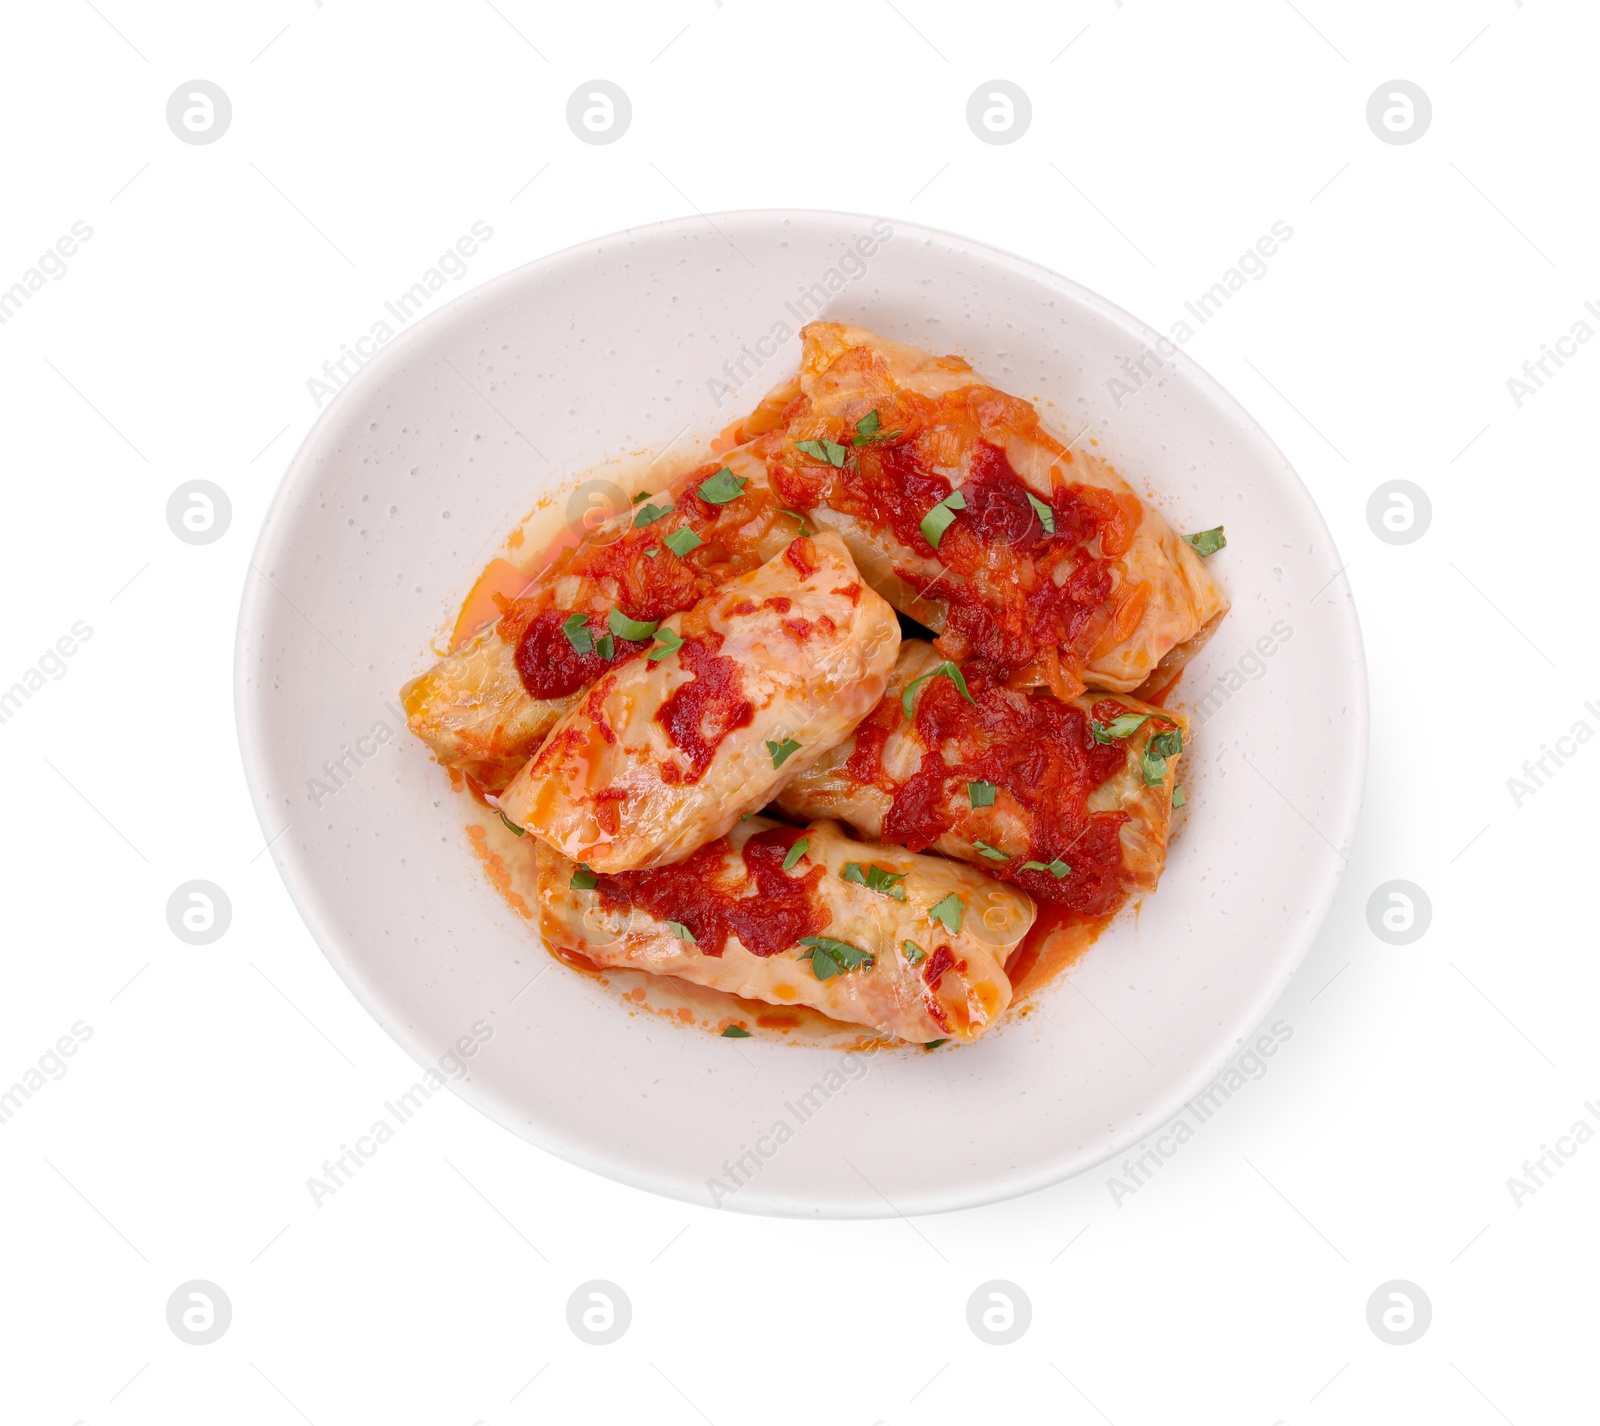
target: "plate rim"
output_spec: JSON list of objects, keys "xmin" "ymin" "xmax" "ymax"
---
[{"xmin": 234, "ymin": 207, "xmax": 1369, "ymax": 1218}]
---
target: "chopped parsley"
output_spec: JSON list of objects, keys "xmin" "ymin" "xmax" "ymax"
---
[
  {"xmin": 923, "ymin": 1039, "xmax": 948, "ymax": 1050},
  {"xmin": 633, "ymin": 501, "xmax": 672, "ymax": 528},
  {"xmin": 1183, "ymin": 526, "xmax": 1227, "ymax": 557},
  {"xmin": 1091, "ymin": 711, "xmax": 1157, "ymax": 744},
  {"xmin": 1172, "ymin": 785, "xmax": 1187, "ymax": 808},
  {"xmin": 794, "ymin": 438, "xmax": 849, "ymax": 467},
  {"xmin": 1142, "ymin": 727, "xmax": 1183, "ymax": 785},
  {"xmin": 665, "ymin": 920, "xmax": 695, "ymax": 942},
  {"xmin": 631, "ymin": 490, "xmax": 653, "ymax": 505},
  {"xmin": 496, "ymin": 808, "xmax": 525, "ymax": 837},
  {"xmin": 967, "ymin": 780, "xmax": 997, "ymax": 809},
  {"xmin": 697, "ymin": 468, "xmax": 748, "ymax": 504},
  {"xmin": 662, "ymin": 525, "xmax": 703, "ymax": 557},
  {"xmin": 927, "ymin": 893, "xmax": 964, "ymax": 934},
  {"xmin": 841, "ymin": 862, "xmax": 907, "ymax": 901},
  {"xmin": 595, "ymin": 633, "xmax": 615, "ymax": 660},
  {"xmin": 644, "ymin": 547, "xmax": 660, "ymax": 558},
  {"xmin": 569, "ymin": 863, "xmax": 598, "ymax": 890},
  {"xmin": 901, "ymin": 660, "xmax": 974, "ymax": 717},
  {"xmin": 919, "ymin": 487, "xmax": 966, "ymax": 550},
  {"xmin": 648, "ymin": 627, "xmax": 684, "ymax": 662},
  {"xmin": 973, "ymin": 840, "xmax": 1010, "ymax": 862},
  {"xmin": 1021, "ymin": 858, "xmax": 1071, "ymax": 878},
  {"xmin": 797, "ymin": 936, "xmax": 875, "ymax": 980},
  {"xmin": 767, "ymin": 737, "xmax": 801, "ymax": 769},
  {"xmin": 721, "ymin": 1024, "xmax": 752, "ymax": 1038},
  {"xmin": 608, "ymin": 608, "xmax": 659, "ymax": 642},
  {"xmin": 851, "ymin": 409, "xmax": 901, "ymax": 445},
  {"xmin": 1026, "ymin": 490, "xmax": 1056, "ymax": 535},
  {"xmin": 902, "ymin": 940, "xmax": 927, "ymax": 966},
  {"xmin": 562, "ymin": 611, "xmax": 595, "ymax": 654},
  {"xmin": 781, "ymin": 837, "xmax": 809, "ymax": 872},
  {"xmin": 778, "ymin": 507, "xmax": 812, "ymax": 536}
]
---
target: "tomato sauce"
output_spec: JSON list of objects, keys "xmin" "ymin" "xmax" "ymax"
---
[
  {"xmin": 510, "ymin": 610, "xmax": 650, "ymax": 701},
  {"xmin": 870, "ymin": 664, "xmax": 1140, "ymax": 914},
  {"xmin": 655, "ymin": 632, "xmax": 754, "ymax": 782},
  {"xmin": 594, "ymin": 826, "xmax": 827, "ymax": 958},
  {"xmin": 771, "ymin": 424, "xmax": 1136, "ymax": 678}
]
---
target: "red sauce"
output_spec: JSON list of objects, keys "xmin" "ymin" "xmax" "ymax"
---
[
  {"xmin": 772, "ymin": 428, "xmax": 1136, "ymax": 678},
  {"xmin": 564, "ymin": 526, "xmax": 717, "ymax": 624},
  {"xmin": 784, "ymin": 536, "xmax": 818, "ymax": 580},
  {"xmin": 843, "ymin": 717, "xmax": 893, "ymax": 789},
  {"xmin": 877, "ymin": 664, "xmax": 1139, "ymax": 913},
  {"xmin": 923, "ymin": 944, "xmax": 963, "ymax": 991},
  {"xmin": 782, "ymin": 615, "xmax": 833, "ymax": 642},
  {"xmin": 655, "ymin": 632, "xmax": 754, "ymax": 782},
  {"xmin": 1004, "ymin": 905, "xmax": 1113, "ymax": 1002},
  {"xmin": 594, "ymin": 826, "xmax": 827, "ymax": 958},
  {"xmin": 512, "ymin": 611, "xmax": 649, "ymax": 700}
]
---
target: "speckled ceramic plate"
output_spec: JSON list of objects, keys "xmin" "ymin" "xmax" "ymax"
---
[{"xmin": 235, "ymin": 211, "xmax": 1366, "ymax": 1217}]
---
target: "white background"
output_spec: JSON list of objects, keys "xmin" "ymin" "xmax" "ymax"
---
[{"xmin": 2, "ymin": 1, "xmax": 1595, "ymax": 1422}]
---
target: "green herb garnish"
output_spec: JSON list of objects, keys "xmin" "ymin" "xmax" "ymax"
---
[
  {"xmin": 782, "ymin": 838, "xmax": 809, "ymax": 872},
  {"xmin": 562, "ymin": 612, "xmax": 595, "ymax": 655},
  {"xmin": 1091, "ymin": 712, "xmax": 1156, "ymax": 744},
  {"xmin": 778, "ymin": 508, "xmax": 812, "ymax": 536},
  {"xmin": 1021, "ymin": 858, "xmax": 1071, "ymax": 878},
  {"xmin": 973, "ymin": 840, "xmax": 1010, "ymax": 862},
  {"xmin": 1183, "ymin": 526, "xmax": 1226, "ymax": 557},
  {"xmin": 595, "ymin": 633, "xmax": 615, "ymax": 660},
  {"xmin": 1171, "ymin": 786, "xmax": 1187, "ymax": 808},
  {"xmin": 902, "ymin": 941, "xmax": 927, "ymax": 966},
  {"xmin": 631, "ymin": 490, "xmax": 653, "ymax": 504},
  {"xmin": 927, "ymin": 893, "xmax": 964, "ymax": 934},
  {"xmin": 569, "ymin": 863, "xmax": 598, "ymax": 890},
  {"xmin": 851, "ymin": 409, "xmax": 902, "ymax": 445},
  {"xmin": 633, "ymin": 501, "xmax": 672, "ymax": 528},
  {"xmin": 1026, "ymin": 490, "xmax": 1056, "ymax": 535},
  {"xmin": 797, "ymin": 936, "xmax": 875, "ymax": 980},
  {"xmin": 967, "ymin": 781, "xmax": 997, "ymax": 809},
  {"xmin": 663, "ymin": 526, "xmax": 703, "ymax": 557},
  {"xmin": 1142, "ymin": 727, "xmax": 1184, "ymax": 786},
  {"xmin": 841, "ymin": 862, "xmax": 907, "ymax": 901},
  {"xmin": 666, "ymin": 920, "xmax": 695, "ymax": 942},
  {"xmin": 648, "ymin": 627, "xmax": 684, "ymax": 662},
  {"xmin": 497, "ymin": 809, "xmax": 525, "ymax": 837},
  {"xmin": 794, "ymin": 438, "xmax": 849, "ymax": 468},
  {"xmin": 721, "ymin": 1024, "xmax": 752, "ymax": 1038},
  {"xmin": 697, "ymin": 468, "xmax": 748, "ymax": 504},
  {"xmin": 608, "ymin": 608, "xmax": 659, "ymax": 642},
  {"xmin": 767, "ymin": 737, "xmax": 801, "ymax": 769},
  {"xmin": 923, "ymin": 1039, "xmax": 948, "ymax": 1050},
  {"xmin": 901, "ymin": 661, "xmax": 974, "ymax": 717},
  {"xmin": 919, "ymin": 488, "xmax": 966, "ymax": 550}
]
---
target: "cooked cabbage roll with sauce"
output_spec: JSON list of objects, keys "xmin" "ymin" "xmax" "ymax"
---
[
  {"xmin": 776, "ymin": 640, "xmax": 1185, "ymax": 918},
  {"xmin": 402, "ymin": 444, "xmax": 801, "ymax": 790},
  {"xmin": 535, "ymin": 818, "xmax": 1029, "ymax": 1044},
  {"xmin": 721, "ymin": 322, "xmax": 1229, "ymax": 698},
  {"xmin": 498, "ymin": 531, "xmax": 900, "ymax": 871}
]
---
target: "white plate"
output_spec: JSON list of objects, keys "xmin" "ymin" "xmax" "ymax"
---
[{"xmin": 235, "ymin": 211, "xmax": 1366, "ymax": 1217}]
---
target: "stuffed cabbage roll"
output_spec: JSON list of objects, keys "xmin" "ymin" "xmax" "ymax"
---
[
  {"xmin": 721, "ymin": 322, "xmax": 1229, "ymax": 698},
  {"xmin": 776, "ymin": 640, "xmax": 1186, "ymax": 918},
  {"xmin": 498, "ymin": 531, "xmax": 900, "ymax": 871},
  {"xmin": 535, "ymin": 817, "xmax": 1029, "ymax": 1044},
  {"xmin": 401, "ymin": 444, "xmax": 801, "ymax": 790}
]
